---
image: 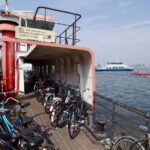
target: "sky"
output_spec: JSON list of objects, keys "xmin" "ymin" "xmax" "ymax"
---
[{"xmin": 0, "ymin": 0, "xmax": 150, "ymax": 65}]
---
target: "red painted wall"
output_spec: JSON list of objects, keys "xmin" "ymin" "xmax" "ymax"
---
[{"xmin": 2, "ymin": 31, "xmax": 15, "ymax": 92}]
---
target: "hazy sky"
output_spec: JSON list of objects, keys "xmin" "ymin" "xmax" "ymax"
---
[{"xmin": 0, "ymin": 0, "xmax": 150, "ymax": 65}]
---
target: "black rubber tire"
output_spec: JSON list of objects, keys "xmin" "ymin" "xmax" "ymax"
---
[
  {"xmin": 45, "ymin": 104, "xmax": 50, "ymax": 113},
  {"xmin": 112, "ymin": 136, "xmax": 143, "ymax": 150},
  {"xmin": 56, "ymin": 110, "xmax": 67, "ymax": 128},
  {"xmin": 49, "ymin": 111, "xmax": 58, "ymax": 128},
  {"xmin": 68, "ymin": 111, "xmax": 80, "ymax": 139},
  {"xmin": 49, "ymin": 102, "xmax": 63, "ymax": 128},
  {"xmin": 35, "ymin": 92, "xmax": 42, "ymax": 102}
]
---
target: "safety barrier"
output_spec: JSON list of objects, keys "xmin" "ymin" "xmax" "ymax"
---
[{"xmin": 95, "ymin": 92, "xmax": 150, "ymax": 139}]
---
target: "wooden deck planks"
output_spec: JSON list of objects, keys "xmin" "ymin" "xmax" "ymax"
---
[{"xmin": 25, "ymin": 97, "xmax": 105, "ymax": 150}]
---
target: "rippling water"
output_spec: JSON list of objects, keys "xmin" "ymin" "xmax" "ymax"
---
[{"xmin": 96, "ymin": 67, "xmax": 150, "ymax": 113}]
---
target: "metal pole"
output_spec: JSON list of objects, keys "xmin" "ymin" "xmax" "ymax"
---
[
  {"xmin": 111, "ymin": 102, "xmax": 116, "ymax": 139},
  {"xmin": 146, "ymin": 113, "xmax": 150, "ymax": 128}
]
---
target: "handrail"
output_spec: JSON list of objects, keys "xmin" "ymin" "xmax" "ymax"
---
[
  {"xmin": 95, "ymin": 92, "xmax": 150, "ymax": 119},
  {"xmin": 32, "ymin": 6, "xmax": 81, "ymax": 45},
  {"xmin": 95, "ymin": 92, "xmax": 150, "ymax": 138}
]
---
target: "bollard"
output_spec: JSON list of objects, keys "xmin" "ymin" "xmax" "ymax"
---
[
  {"xmin": 95, "ymin": 120, "xmax": 106, "ymax": 132},
  {"xmin": 87, "ymin": 110, "xmax": 95, "ymax": 128}
]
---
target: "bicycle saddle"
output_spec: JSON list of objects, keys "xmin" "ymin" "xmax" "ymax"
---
[
  {"xmin": 16, "ymin": 126, "xmax": 35, "ymax": 135},
  {"xmin": 22, "ymin": 134, "xmax": 44, "ymax": 148},
  {"xmin": 17, "ymin": 126, "xmax": 43, "ymax": 147},
  {"xmin": 20, "ymin": 102, "xmax": 30, "ymax": 108},
  {"xmin": 139, "ymin": 125, "xmax": 150, "ymax": 133},
  {"xmin": 0, "ymin": 132, "xmax": 12, "ymax": 141}
]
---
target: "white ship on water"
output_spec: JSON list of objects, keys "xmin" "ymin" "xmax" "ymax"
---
[{"xmin": 96, "ymin": 62, "xmax": 134, "ymax": 71}]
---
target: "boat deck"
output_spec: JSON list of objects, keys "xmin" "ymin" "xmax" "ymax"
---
[{"xmin": 24, "ymin": 95, "xmax": 105, "ymax": 150}]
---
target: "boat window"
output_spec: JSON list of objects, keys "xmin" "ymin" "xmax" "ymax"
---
[{"xmin": 21, "ymin": 19, "xmax": 55, "ymax": 31}]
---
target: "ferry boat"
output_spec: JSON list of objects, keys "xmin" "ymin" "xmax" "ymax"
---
[
  {"xmin": 95, "ymin": 62, "xmax": 133, "ymax": 71},
  {"xmin": 0, "ymin": 6, "xmax": 95, "ymax": 111}
]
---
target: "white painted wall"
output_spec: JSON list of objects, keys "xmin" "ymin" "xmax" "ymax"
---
[{"xmin": 19, "ymin": 58, "xmax": 25, "ymax": 92}]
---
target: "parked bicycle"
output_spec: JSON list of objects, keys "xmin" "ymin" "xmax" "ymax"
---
[
  {"xmin": 112, "ymin": 125, "xmax": 150, "ymax": 150},
  {"xmin": 33, "ymin": 78, "xmax": 57, "ymax": 109},
  {"xmin": 49, "ymin": 84, "xmax": 87, "ymax": 139},
  {"xmin": 67, "ymin": 87, "xmax": 87, "ymax": 139},
  {"xmin": 0, "ymin": 96, "xmax": 58, "ymax": 150},
  {"xmin": 0, "ymin": 98, "xmax": 45, "ymax": 150},
  {"xmin": 49, "ymin": 83, "xmax": 70, "ymax": 128}
]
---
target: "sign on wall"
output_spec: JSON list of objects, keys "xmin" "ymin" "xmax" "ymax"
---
[{"xmin": 15, "ymin": 26, "xmax": 55, "ymax": 43}]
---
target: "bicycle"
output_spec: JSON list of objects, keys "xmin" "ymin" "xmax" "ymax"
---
[
  {"xmin": 112, "ymin": 125, "xmax": 150, "ymax": 150},
  {"xmin": 49, "ymin": 83, "xmax": 70, "ymax": 128},
  {"xmin": 0, "ymin": 96, "xmax": 58, "ymax": 150},
  {"xmin": 67, "ymin": 87, "xmax": 87, "ymax": 139},
  {"xmin": 0, "ymin": 101, "xmax": 45, "ymax": 150},
  {"xmin": 49, "ymin": 85, "xmax": 88, "ymax": 139}
]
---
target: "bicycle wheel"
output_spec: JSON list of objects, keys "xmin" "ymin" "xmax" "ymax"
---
[
  {"xmin": 49, "ymin": 108, "xmax": 58, "ymax": 128},
  {"xmin": 49, "ymin": 102, "xmax": 62, "ymax": 128},
  {"xmin": 56, "ymin": 109, "xmax": 67, "ymax": 128},
  {"xmin": 68, "ymin": 111, "xmax": 80, "ymax": 139},
  {"xmin": 36, "ymin": 91, "xmax": 42, "ymax": 102},
  {"xmin": 112, "ymin": 136, "xmax": 143, "ymax": 150},
  {"xmin": 45, "ymin": 104, "xmax": 51, "ymax": 113}
]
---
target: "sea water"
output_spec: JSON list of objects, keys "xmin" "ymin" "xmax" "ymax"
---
[{"xmin": 96, "ymin": 67, "xmax": 150, "ymax": 113}]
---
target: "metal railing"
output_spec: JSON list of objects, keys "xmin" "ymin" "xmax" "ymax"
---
[
  {"xmin": 32, "ymin": 6, "xmax": 81, "ymax": 45},
  {"xmin": 95, "ymin": 92, "xmax": 150, "ymax": 139}
]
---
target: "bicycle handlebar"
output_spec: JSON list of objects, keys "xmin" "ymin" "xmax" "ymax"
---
[
  {"xmin": 0, "ymin": 108, "xmax": 9, "ymax": 113},
  {"xmin": 0, "ymin": 97, "xmax": 20, "ymax": 105},
  {"xmin": 70, "ymin": 87, "xmax": 89, "ymax": 93},
  {"xmin": 83, "ymin": 88, "xmax": 90, "ymax": 92},
  {"xmin": 6, "ymin": 97, "xmax": 20, "ymax": 104}
]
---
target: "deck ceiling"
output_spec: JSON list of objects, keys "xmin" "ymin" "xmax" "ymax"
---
[{"xmin": 25, "ymin": 45, "xmax": 84, "ymax": 63}]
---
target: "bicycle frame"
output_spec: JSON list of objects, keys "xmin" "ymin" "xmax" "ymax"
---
[
  {"xmin": 0, "ymin": 113, "xmax": 16, "ymax": 137},
  {"xmin": 0, "ymin": 100, "xmax": 21, "ymax": 137},
  {"xmin": 139, "ymin": 133, "xmax": 150, "ymax": 150}
]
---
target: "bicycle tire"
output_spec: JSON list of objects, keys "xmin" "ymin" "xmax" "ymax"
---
[
  {"xmin": 35, "ymin": 92, "xmax": 42, "ymax": 102},
  {"xmin": 56, "ymin": 110, "xmax": 67, "ymax": 128},
  {"xmin": 49, "ymin": 102, "xmax": 62, "ymax": 128},
  {"xmin": 45, "ymin": 104, "xmax": 50, "ymax": 113},
  {"xmin": 49, "ymin": 110, "xmax": 57, "ymax": 128},
  {"xmin": 68, "ymin": 110, "xmax": 80, "ymax": 139},
  {"xmin": 112, "ymin": 136, "xmax": 143, "ymax": 150}
]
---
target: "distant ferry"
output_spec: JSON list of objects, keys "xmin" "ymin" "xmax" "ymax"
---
[{"xmin": 96, "ymin": 62, "xmax": 134, "ymax": 71}]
